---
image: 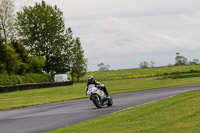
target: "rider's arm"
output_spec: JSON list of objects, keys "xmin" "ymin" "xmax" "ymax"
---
[
  {"xmin": 85, "ymin": 83, "xmax": 89, "ymax": 90},
  {"xmin": 85, "ymin": 84, "xmax": 88, "ymax": 95},
  {"xmin": 95, "ymin": 80, "xmax": 102, "ymax": 87}
]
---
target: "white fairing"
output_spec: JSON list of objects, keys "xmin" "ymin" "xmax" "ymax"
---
[{"xmin": 87, "ymin": 84, "xmax": 105, "ymax": 99}]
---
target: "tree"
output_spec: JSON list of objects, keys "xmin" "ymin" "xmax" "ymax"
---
[
  {"xmin": 0, "ymin": 35, "xmax": 6, "ymax": 73},
  {"xmin": 46, "ymin": 27, "xmax": 76, "ymax": 75},
  {"xmin": 140, "ymin": 61, "xmax": 149, "ymax": 68},
  {"xmin": 0, "ymin": 43, "xmax": 23, "ymax": 74},
  {"xmin": 150, "ymin": 61, "xmax": 155, "ymax": 68},
  {"xmin": 48, "ymin": 28, "xmax": 72, "ymax": 74},
  {"xmin": 0, "ymin": 0, "xmax": 15, "ymax": 44},
  {"xmin": 11, "ymin": 41, "xmax": 30, "ymax": 64},
  {"xmin": 63, "ymin": 27, "xmax": 75, "ymax": 72},
  {"xmin": 29, "ymin": 56, "xmax": 45, "ymax": 73},
  {"xmin": 69, "ymin": 37, "xmax": 87, "ymax": 81},
  {"xmin": 10, "ymin": 41, "xmax": 31, "ymax": 74},
  {"xmin": 97, "ymin": 62, "xmax": 110, "ymax": 71},
  {"xmin": 16, "ymin": 0, "xmax": 66, "ymax": 73},
  {"xmin": 189, "ymin": 59, "xmax": 199, "ymax": 65},
  {"xmin": 175, "ymin": 52, "xmax": 187, "ymax": 66},
  {"xmin": 0, "ymin": 61, "xmax": 6, "ymax": 73},
  {"xmin": 0, "ymin": 34, "xmax": 27, "ymax": 74}
]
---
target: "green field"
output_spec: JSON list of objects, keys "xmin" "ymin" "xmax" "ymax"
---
[
  {"xmin": 77, "ymin": 65, "xmax": 200, "ymax": 81},
  {"xmin": 1, "ymin": 76, "xmax": 200, "ymax": 110},
  {"xmin": 47, "ymin": 89, "xmax": 200, "ymax": 133},
  {"xmin": 1, "ymin": 65, "xmax": 200, "ymax": 132},
  {"xmin": 158, "ymin": 73, "xmax": 200, "ymax": 79}
]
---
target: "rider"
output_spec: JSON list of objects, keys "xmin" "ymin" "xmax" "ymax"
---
[{"xmin": 86, "ymin": 75, "xmax": 109, "ymax": 97}]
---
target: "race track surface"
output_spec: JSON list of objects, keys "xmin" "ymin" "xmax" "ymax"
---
[{"xmin": 0, "ymin": 84, "xmax": 200, "ymax": 133}]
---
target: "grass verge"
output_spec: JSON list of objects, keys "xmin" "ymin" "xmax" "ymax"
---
[{"xmin": 46, "ymin": 89, "xmax": 200, "ymax": 133}]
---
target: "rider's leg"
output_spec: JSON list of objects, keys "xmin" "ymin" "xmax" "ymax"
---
[{"xmin": 101, "ymin": 86, "xmax": 109, "ymax": 96}]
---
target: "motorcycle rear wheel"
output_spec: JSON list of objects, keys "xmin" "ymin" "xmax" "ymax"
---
[{"xmin": 107, "ymin": 97, "xmax": 113, "ymax": 106}]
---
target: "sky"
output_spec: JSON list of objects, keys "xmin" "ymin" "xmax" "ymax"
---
[{"xmin": 15, "ymin": 0, "xmax": 200, "ymax": 71}]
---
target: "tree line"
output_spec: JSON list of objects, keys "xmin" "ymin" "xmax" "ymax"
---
[
  {"xmin": 0, "ymin": 0, "xmax": 87, "ymax": 81},
  {"xmin": 139, "ymin": 52, "xmax": 199, "ymax": 68}
]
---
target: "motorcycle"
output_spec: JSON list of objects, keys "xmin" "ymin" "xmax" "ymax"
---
[{"xmin": 86, "ymin": 84, "xmax": 113, "ymax": 108}]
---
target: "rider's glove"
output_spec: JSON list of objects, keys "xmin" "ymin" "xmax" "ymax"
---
[{"xmin": 101, "ymin": 84, "xmax": 104, "ymax": 87}]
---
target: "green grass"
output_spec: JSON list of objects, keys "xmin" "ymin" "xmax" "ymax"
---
[
  {"xmin": 1, "ymin": 76, "xmax": 200, "ymax": 110},
  {"xmin": 46, "ymin": 89, "xmax": 200, "ymax": 133},
  {"xmin": 77, "ymin": 65, "xmax": 200, "ymax": 81},
  {"xmin": 158, "ymin": 73, "xmax": 200, "ymax": 79}
]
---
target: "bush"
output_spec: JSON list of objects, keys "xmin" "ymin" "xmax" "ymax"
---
[
  {"xmin": 0, "ymin": 73, "xmax": 51, "ymax": 86},
  {"xmin": 18, "ymin": 63, "xmax": 28, "ymax": 75},
  {"xmin": 20, "ymin": 73, "xmax": 52, "ymax": 83},
  {"xmin": 0, "ymin": 63, "xmax": 6, "ymax": 74},
  {"xmin": 29, "ymin": 56, "xmax": 45, "ymax": 73},
  {"xmin": 17, "ymin": 76, "xmax": 23, "ymax": 84}
]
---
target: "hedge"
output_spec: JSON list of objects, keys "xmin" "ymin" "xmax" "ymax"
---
[{"xmin": 0, "ymin": 73, "xmax": 52, "ymax": 86}]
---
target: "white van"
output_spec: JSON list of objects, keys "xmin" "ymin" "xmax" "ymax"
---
[{"xmin": 54, "ymin": 74, "xmax": 69, "ymax": 82}]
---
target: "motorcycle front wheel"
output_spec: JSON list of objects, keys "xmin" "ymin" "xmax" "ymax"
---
[{"xmin": 92, "ymin": 94, "xmax": 102, "ymax": 108}]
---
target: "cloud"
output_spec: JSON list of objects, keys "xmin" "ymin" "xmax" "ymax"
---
[{"xmin": 15, "ymin": 0, "xmax": 200, "ymax": 71}]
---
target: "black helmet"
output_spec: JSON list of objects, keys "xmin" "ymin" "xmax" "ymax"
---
[{"xmin": 87, "ymin": 75, "xmax": 94, "ymax": 84}]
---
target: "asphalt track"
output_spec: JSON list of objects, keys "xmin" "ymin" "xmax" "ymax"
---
[{"xmin": 0, "ymin": 84, "xmax": 200, "ymax": 133}]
